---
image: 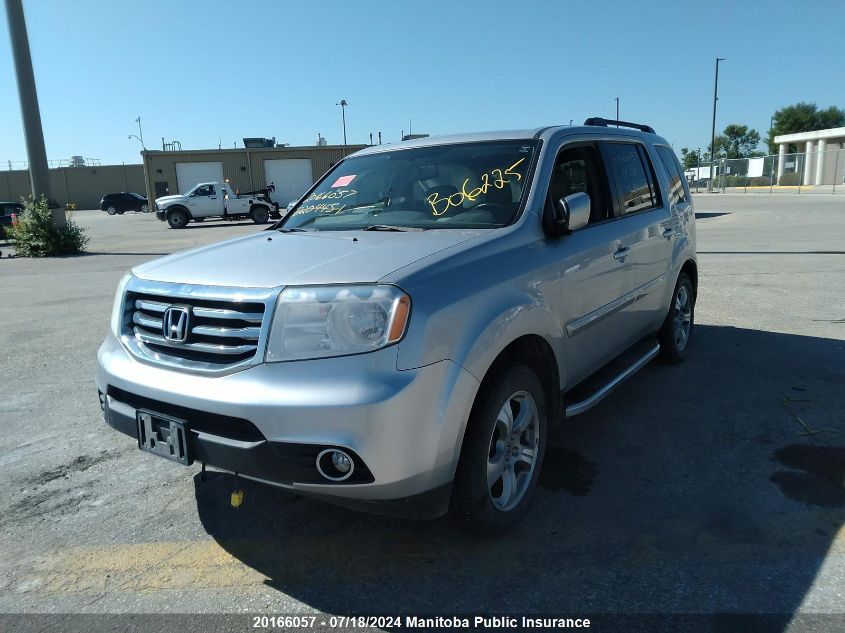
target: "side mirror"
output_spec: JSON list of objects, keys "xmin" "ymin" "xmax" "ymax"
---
[{"xmin": 545, "ymin": 192, "xmax": 590, "ymax": 235}]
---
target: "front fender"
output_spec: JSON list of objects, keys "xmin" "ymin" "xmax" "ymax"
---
[
  {"xmin": 163, "ymin": 202, "xmax": 192, "ymax": 217},
  {"xmin": 397, "ymin": 279, "xmax": 564, "ymax": 385}
]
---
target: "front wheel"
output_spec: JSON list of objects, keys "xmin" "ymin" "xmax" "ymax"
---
[
  {"xmin": 658, "ymin": 271, "xmax": 694, "ymax": 364},
  {"xmin": 250, "ymin": 206, "xmax": 270, "ymax": 224},
  {"xmin": 166, "ymin": 209, "xmax": 189, "ymax": 229},
  {"xmin": 450, "ymin": 365, "xmax": 547, "ymax": 535},
  {"xmin": 106, "ymin": 206, "xmax": 117, "ymax": 215}
]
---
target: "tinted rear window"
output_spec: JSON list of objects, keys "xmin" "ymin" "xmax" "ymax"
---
[{"xmin": 603, "ymin": 142, "xmax": 659, "ymax": 215}]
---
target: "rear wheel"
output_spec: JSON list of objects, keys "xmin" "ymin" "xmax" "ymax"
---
[
  {"xmin": 250, "ymin": 205, "xmax": 270, "ymax": 224},
  {"xmin": 106, "ymin": 206, "xmax": 117, "ymax": 215},
  {"xmin": 166, "ymin": 209, "xmax": 189, "ymax": 229},
  {"xmin": 658, "ymin": 272, "xmax": 694, "ymax": 364},
  {"xmin": 141, "ymin": 204, "xmax": 149, "ymax": 213},
  {"xmin": 450, "ymin": 365, "xmax": 547, "ymax": 535}
]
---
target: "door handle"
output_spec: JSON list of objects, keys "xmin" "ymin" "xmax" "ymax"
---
[
  {"xmin": 209, "ymin": 196, "xmax": 217, "ymax": 199},
  {"xmin": 663, "ymin": 227, "xmax": 675, "ymax": 239},
  {"xmin": 613, "ymin": 246, "xmax": 631, "ymax": 260}
]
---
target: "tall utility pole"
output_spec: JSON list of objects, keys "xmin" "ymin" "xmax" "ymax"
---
[
  {"xmin": 337, "ymin": 99, "xmax": 348, "ymax": 151},
  {"xmin": 708, "ymin": 57, "xmax": 726, "ymax": 193},
  {"xmin": 5, "ymin": 0, "xmax": 65, "ymax": 228},
  {"xmin": 614, "ymin": 97, "xmax": 620, "ymax": 125}
]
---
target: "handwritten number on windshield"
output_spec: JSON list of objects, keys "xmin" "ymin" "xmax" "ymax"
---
[
  {"xmin": 293, "ymin": 189, "xmax": 358, "ymax": 216},
  {"xmin": 426, "ymin": 157, "xmax": 526, "ymax": 216}
]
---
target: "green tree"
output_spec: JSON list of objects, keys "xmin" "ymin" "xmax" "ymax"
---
[
  {"xmin": 708, "ymin": 124, "xmax": 762, "ymax": 159},
  {"xmin": 679, "ymin": 148, "xmax": 699, "ymax": 170},
  {"xmin": 767, "ymin": 102, "xmax": 845, "ymax": 153}
]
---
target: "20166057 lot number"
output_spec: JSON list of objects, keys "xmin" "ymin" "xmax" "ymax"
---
[{"xmin": 252, "ymin": 616, "xmax": 316, "ymax": 629}]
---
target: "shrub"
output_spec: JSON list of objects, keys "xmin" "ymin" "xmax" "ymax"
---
[
  {"xmin": 7, "ymin": 196, "xmax": 88, "ymax": 257},
  {"xmin": 777, "ymin": 172, "xmax": 801, "ymax": 186}
]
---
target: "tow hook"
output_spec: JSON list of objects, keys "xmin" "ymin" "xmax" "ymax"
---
[{"xmin": 231, "ymin": 473, "xmax": 244, "ymax": 508}]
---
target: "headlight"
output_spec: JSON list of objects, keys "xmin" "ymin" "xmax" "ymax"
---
[
  {"xmin": 110, "ymin": 273, "xmax": 132, "ymax": 337},
  {"xmin": 265, "ymin": 285, "xmax": 410, "ymax": 362}
]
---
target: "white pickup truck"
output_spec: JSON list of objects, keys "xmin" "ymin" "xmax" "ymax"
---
[{"xmin": 154, "ymin": 182, "xmax": 277, "ymax": 229}]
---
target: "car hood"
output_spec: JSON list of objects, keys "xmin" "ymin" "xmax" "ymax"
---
[
  {"xmin": 131, "ymin": 229, "xmax": 487, "ymax": 288},
  {"xmin": 155, "ymin": 194, "xmax": 185, "ymax": 204}
]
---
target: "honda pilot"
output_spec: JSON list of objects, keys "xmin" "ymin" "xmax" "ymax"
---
[{"xmin": 97, "ymin": 118, "xmax": 697, "ymax": 533}]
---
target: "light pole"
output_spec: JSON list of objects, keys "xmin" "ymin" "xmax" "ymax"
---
[
  {"xmin": 707, "ymin": 57, "xmax": 725, "ymax": 193},
  {"xmin": 5, "ymin": 0, "xmax": 63, "ymax": 225},
  {"xmin": 337, "ymin": 100, "xmax": 348, "ymax": 151},
  {"xmin": 135, "ymin": 116, "xmax": 145, "ymax": 149},
  {"xmin": 614, "ymin": 97, "xmax": 619, "ymax": 124},
  {"xmin": 128, "ymin": 134, "xmax": 144, "ymax": 149}
]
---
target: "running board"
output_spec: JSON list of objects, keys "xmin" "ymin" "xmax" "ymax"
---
[{"xmin": 564, "ymin": 343, "xmax": 660, "ymax": 417}]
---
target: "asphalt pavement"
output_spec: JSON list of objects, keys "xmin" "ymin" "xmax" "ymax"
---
[{"xmin": 0, "ymin": 196, "xmax": 843, "ymax": 630}]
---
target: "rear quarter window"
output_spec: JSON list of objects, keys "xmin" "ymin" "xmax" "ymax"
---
[{"xmin": 655, "ymin": 145, "xmax": 688, "ymax": 204}]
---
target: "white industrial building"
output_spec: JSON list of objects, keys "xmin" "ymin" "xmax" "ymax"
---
[{"xmin": 774, "ymin": 126, "xmax": 845, "ymax": 186}]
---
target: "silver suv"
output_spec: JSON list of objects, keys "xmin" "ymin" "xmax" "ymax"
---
[{"xmin": 97, "ymin": 119, "xmax": 696, "ymax": 533}]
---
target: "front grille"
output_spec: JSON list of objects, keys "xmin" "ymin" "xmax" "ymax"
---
[{"xmin": 119, "ymin": 281, "xmax": 276, "ymax": 372}]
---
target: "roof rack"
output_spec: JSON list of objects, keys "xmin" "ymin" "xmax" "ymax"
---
[{"xmin": 583, "ymin": 117, "xmax": 655, "ymax": 134}]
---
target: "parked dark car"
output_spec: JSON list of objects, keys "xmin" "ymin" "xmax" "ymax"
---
[
  {"xmin": 0, "ymin": 201, "xmax": 24, "ymax": 238},
  {"xmin": 100, "ymin": 192, "xmax": 148, "ymax": 215}
]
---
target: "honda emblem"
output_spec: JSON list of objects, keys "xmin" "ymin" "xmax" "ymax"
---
[{"xmin": 162, "ymin": 306, "xmax": 190, "ymax": 343}]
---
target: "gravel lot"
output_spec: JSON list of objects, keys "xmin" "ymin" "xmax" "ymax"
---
[{"xmin": 0, "ymin": 196, "xmax": 843, "ymax": 629}]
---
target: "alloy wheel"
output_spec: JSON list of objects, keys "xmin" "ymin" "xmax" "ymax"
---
[
  {"xmin": 486, "ymin": 390, "xmax": 539, "ymax": 512},
  {"xmin": 674, "ymin": 285, "xmax": 692, "ymax": 350}
]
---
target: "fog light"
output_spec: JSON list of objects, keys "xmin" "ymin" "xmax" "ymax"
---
[
  {"xmin": 316, "ymin": 448, "xmax": 355, "ymax": 482},
  {"xmin": 332, "ymin": 451, "xmax": 351, "ymax": 473}
]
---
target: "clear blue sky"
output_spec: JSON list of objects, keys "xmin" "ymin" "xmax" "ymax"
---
[{"xmin": 1, "ymin": 0, "xmax": 843, "ymax": 166}]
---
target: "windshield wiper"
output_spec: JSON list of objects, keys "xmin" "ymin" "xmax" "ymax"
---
[
  {"xmin": 362, "ymin": 224, "xmax": 420, "ymax": 232},
  {"xmin": 277, "ymin": 227, "xmax": 309, "ymax": 233}
]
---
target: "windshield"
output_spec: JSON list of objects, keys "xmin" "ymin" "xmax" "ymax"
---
[{"xmin": 281, "ymin": 140, "xmax": 537, "ymax": 231}]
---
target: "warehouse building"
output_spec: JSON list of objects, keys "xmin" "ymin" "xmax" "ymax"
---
[
  {"xmin": 141, "ymin": 144, "xmax": 367, "ymax": 207},
  {"xmin": 1, "ymin": 163, "xmax": 145, "ymax": 209}
]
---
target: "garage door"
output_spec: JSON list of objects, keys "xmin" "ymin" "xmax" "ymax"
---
[
  {"xmin": 176, "ymin": 162, "xmax": 224, "ymax": 194},
  {"xmin": 263, "ymin": 159, "xmax": 313, "ymax": 205}
]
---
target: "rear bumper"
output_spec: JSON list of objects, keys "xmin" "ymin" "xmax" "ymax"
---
[{"xmin": 96, "ymin": 333, "xmax": 479, "ymax": 519}]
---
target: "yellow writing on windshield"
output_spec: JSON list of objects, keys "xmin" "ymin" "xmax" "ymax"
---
[{"xmin": 426, "ymin": 157, "xmax": 526, "ymax": 216}]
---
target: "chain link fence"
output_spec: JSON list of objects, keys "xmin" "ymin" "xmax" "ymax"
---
[{"xmin": 684, "ymin": 147, "xmax": 845, "ymax": 194}]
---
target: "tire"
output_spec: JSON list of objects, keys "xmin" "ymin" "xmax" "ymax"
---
[
  {"xmin": 117, "ymin": 210, "xmax": 125, "ymax": 215},
  {"xmin": 658, "ymin": 271, "xmax": 694, "ymax": 364},
  {"xmin": 166, "ymin": 208, "xmax": 189, "ymax": 229},
  {"xmin": 250, "ymin": 205, "xmax": 270, "ymax": 224},
  {"xmin": 106, "ymin": 206, "xmax": 117, "ymax": 215},
  {"xmin": 450, "ymin": 365, "xmax": 547, "ymax": 535}
]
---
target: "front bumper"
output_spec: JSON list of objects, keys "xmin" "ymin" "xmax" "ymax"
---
[
  {"xmin": 155, "ymin": 207, "xmax": 165, "ymax": 221},
  {"xmin": 96, "ymin": 333, "xmax": 479, "ymax": 519}
]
